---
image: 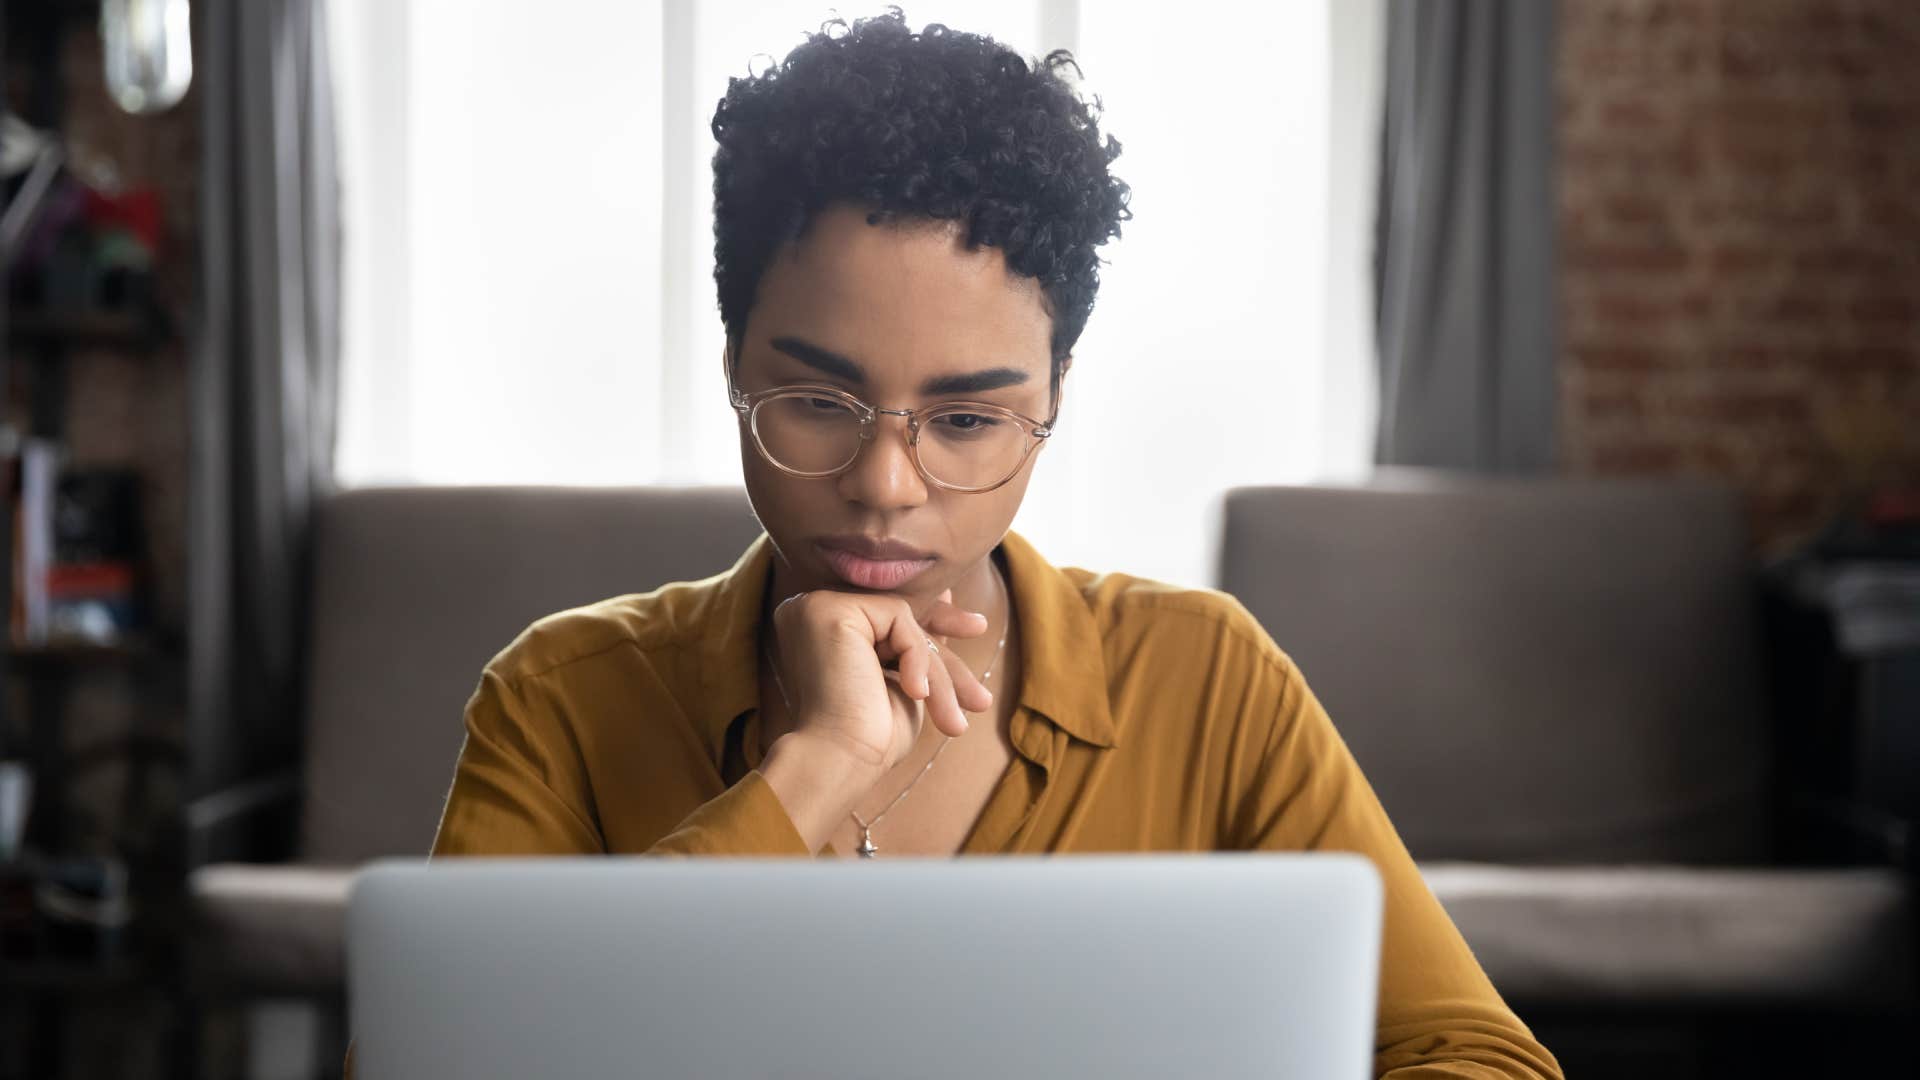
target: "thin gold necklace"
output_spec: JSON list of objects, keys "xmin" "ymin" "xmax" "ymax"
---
[{"xmin": 766, "ymin": 561, "xmax": 1009, "ymax": 857}]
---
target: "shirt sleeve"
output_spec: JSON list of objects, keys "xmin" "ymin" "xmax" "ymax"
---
[
  {"xmin": 429, "ymin": 665, "xmax": 810, "ymax": 858},
  {"xmin": 1236, "ymin": 654, "xmax": 1565, "ymax": 1080}
]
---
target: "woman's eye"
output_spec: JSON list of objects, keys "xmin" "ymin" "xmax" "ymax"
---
[{"xmin": 935, "ymin": 412, "xmax": 1001, "ymax": 433}]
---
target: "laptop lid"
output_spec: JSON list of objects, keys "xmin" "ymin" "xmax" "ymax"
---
[{"xmin": 347, "ymin": 853, "xmax": 1381, "ymax": 1079}]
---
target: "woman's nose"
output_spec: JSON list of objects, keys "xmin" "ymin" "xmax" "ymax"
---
[{"xmin": 836, "ymin": 413, "xmax": 928, "ymax": 509}]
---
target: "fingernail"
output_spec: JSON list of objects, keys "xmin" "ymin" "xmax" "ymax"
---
[{"xmin": 958, "ymin": 716, "xmax": 970, "ymax": 733}]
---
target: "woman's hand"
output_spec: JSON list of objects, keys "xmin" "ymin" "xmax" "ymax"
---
[{"xmin": 767, "ymin": 586, "xmax": 994, "ymax": 778}]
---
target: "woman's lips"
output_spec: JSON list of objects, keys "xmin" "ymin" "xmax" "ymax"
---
[{"xmin": 816, "ymin": 543, "xmax": 937, "ymax": 590}]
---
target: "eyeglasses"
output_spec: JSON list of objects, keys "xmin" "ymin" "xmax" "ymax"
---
[{"xmin": 727, "ymin": 369, "xmax": 1057, "ymax": 495}]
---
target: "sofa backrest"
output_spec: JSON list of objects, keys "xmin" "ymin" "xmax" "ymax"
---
[
  {"xmin": 299, "ymin": 485, "xmax": 763, "ymax": 863},
  {"xmin": 1218, "ymin": 470, "xmax": 1770, "ymax": 865}
]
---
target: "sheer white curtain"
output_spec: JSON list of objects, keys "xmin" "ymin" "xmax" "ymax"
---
[{"xmin": 329, "ymin": 0, "xmax": 1380, "ymax": 588}]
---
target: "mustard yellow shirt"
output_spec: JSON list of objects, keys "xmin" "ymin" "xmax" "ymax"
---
[{"xmin": 420, "ymin": 528, "xmax": 1562, "ymax": 1079}]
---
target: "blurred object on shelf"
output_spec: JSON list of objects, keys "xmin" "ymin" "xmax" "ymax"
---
[
  {"xmin": 50, "ymin": 467, "xmax": 144, "ymax": 644},
  {"xmin": 3, "ymin": 109, "xmax": 167, "ymax": 328},
  {"xmin": 101, "ymin": 0, "xmax": 196, "ymax": 116},
  {"xmin": 48, "ymin": 562, "xmax": 139, "ymax": 645},
  {"xmin": 5, "ymin": 174, "xmax": 163, "ymax": 319},
  {"xmin": 0, "ymin": 113, "xmax": 57, "ymax": 179},
  {"xmin": 5, "ymin": 431, "xmax": 63, "ymax": 646},
  {"xmin": 4, "ymin": 436, "xmax": 147, "ymax": 647},
  {"xmin": 54, "ymin": 468, "xmax": 143, "ymax": 564},
  {"xmin": 0, "ymin": 761, "xmax": 30, "ymax": 863},
  {"xmin": 0, "ymin": 850, "xmax": 134, "ymax": 970},
  {"xmin": 0, "ymin": 114, "xmax": 67, "ymax": 263},
  {"xmin": 36, "ymin": 854, "xmax": 132, "ymax": 961}
]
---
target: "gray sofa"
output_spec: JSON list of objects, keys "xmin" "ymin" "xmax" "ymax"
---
[
  {"xmin": 188, "ymin": 476, "xmax": 1916, "ymax": 1070},
  {"xmin": 187, "ymin": 486, "xmax": 767, "ymax": 996},
  {"xmin": 1221, "ymin": 471, "xmax": 1915, "ymax": 1071}
]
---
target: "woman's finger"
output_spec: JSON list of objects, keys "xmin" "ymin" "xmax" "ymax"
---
[
  {"xmin": 900, "ymin": 589, "xmax": 970, "ymax": 701},
  {"xmin": 922, "ymin": 594, "xmax": 990, "ymax": 639},
  {"xmin": 926, "ymin": 589, "xmax": 993, "ymax": 716},
  {"xmin": 878, "ymin": 595, "xmax": 937, "ymax": 700},
  {"xmin": 896, "ymin": 620, "xmax": 931, "ymax": 702},
  {"xmin": 940, "ymin": 638, "xmax": 995, "ymax": 715},
  {"xmin": 881, "ymin": 669, "xmax": 928, "ymax": 757},
  {"xmin": 922, "ymin": 637, "xmax": 971, "ymax": 737}
]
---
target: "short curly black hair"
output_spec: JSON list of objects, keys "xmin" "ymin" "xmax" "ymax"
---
[{"xmin": 710, "ymin": 7, "xmax": 1131, "ymax": 377}]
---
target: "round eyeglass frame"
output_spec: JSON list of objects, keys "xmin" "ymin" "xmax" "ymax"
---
[{"xmin": 727, "ymin": 377, "xmax": 1057, "ymax": 495}]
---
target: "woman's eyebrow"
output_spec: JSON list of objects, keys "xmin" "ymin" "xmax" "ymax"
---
[{"xmin": 769, "ymin": 335, "xmax": 1034, "ymax": 396}]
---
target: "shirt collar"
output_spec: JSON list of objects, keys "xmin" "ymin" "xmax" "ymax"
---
[{"xmin": 690, "ymin": 528, "xmax": 1119, "ymax": 767}]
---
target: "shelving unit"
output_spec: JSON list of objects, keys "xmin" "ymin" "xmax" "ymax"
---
[
  {"xmin": 2, "ymin": 305, "xmax": 172, "ymax": 852},
  {"xmin": 8, "ymin": 309, "xmax": 166, "ymax": 355},
  {"xmin": 2, "ymin": 3, "xmax": 194, "ymax": 1077}
]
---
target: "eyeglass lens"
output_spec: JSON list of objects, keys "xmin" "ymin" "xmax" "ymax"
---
[{"xmin": 753, "ymin": 392, "xmax": 1030, "ymax": 489}]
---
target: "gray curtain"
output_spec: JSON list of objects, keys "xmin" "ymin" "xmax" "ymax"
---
[
  {"xmin": 1374, "ymin": 0, "xmax": 1558, "ymax": 471},
  {"xmin": 187, "ymin": 0, "xmax": 339, "ymax": 850}
]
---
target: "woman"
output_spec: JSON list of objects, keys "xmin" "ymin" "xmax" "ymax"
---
[{"xmin": 423, "ymin": 11, "xmax": 1561, "ymax": 1079}]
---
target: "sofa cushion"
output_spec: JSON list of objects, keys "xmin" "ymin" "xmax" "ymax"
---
[
  {"xmin": 1423, "ymin": 862, "xmax": 1918, "ymax": 1008},
  {"xmin": 1220, "ymin": 473, "xmax": 1770, "ymax": 864},
  {"xmin": 300, "ymin": 486, "xmax": 764, "ymax": 864},
  {"xmin": 189, "ymin": 859, "xmax": 1917, "ymax": 1009}
]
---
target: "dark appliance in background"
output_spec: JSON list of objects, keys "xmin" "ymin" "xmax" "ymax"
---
[{"xmin": 1764, "ymin": 487, "xmax": 1920, "ymax": 869}]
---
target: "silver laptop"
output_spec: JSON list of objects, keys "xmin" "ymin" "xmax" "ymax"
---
[{"xmin": 347, "ymin": 854, "xmax": 1382, "ymax": 1079}]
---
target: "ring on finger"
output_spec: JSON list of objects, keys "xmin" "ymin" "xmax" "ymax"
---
[{"xmin": 926, "ymin": 636, "xmax": 940, "ymax": 655}]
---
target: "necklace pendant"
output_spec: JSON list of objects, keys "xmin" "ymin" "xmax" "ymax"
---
[{"xmin": 856, "ymin": 833, "xmax": 879, "ymax": 858}]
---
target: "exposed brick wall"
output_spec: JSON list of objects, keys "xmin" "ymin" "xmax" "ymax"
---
[{"xmin": 1558, "ymin": 0, "xmax": 1920, "ymax": 553}]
